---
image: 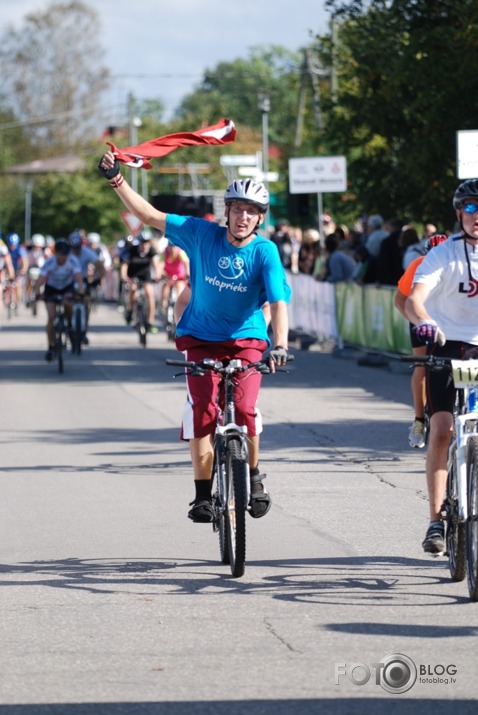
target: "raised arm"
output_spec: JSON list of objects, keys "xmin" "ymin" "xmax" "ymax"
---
[{"xmin": 98, "ymin": 151, "xmax": 167, "ymax": 234}]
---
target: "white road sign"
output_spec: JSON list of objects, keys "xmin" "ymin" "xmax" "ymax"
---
[
  {"xmin": 457, "ymin": 130, "xmax": 478, "ymax": 179},
  {"xmin": 288, "ymin": 156, "xmax": 347, "ymax": 194}
]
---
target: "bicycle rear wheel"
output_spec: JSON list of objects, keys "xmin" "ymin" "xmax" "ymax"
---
[
  {"xmin": 56, "ymin": 330, "xmax": 64, "ymax": 374},
  {"xmin": 466, "ymin": 436, "xmax": 478, "ymax": 600},
  {"xmin": 445, "ymin": 457, "xmax": 466, "ymax": 582},
  {"xmin": 224, "ymin": 437, "xmax": 248, "ymax": 578}
]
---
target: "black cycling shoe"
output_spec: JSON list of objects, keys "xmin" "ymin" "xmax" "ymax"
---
[
  {"xmin": 250, "ymin": 473, "xmax": 272, "ymax": 518},
  {"xmin": 45, "ymin": 349, "xmax": 53, "ymax": 363},
  {"xmin": 188, "ymin": 499, "xmax": 213, "ymax": 523}
]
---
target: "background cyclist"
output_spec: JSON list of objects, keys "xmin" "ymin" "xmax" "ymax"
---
[
  {"xmin": 0, "ymin": 236, "xmax": 16, "ymax": 323},
  {"xmin": 98, "ymin": 151, "xmax": 290, "ymax": 523},
  {"xmin": 68, "ymin": 230, "xmax": 106, "ymax": 344},
  {"xmin": 394, "ymin": 234, "xmax": 448, "ymax": 448},
  {"xmin": 406, "ymin": 179, "xmax": 478, "ymax": 555},
  {"xmin": 157, "ymin": 241, "xmax": 189, "ymax": 316},
  {"xmin": 6, "ymin": 232, "xmax": 28, "ymax": 308},
  {"xmin": 120, "ymin": 230, "xmax": 162, "ymax": 333},
  {"xmin": 35, "ymin": 239, "xmax": 84, "ymax": 361}
]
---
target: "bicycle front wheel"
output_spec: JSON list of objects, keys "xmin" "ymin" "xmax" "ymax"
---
[
  {"xmin": 71, "ymin": 306, "xmax": 83, "ymax": 355},
  {"xmin": 138, "ymin": 303, "xmax": 147, "ymax": 347},
  {"xmin": 224, "ymin": 437, "xmax": 248, "ymax": 578},
  {"xmin": 213, "ymin": 460, "xmax": 230, "ymax": 566},
  {"xmin": 445, "ymin": 457, "xmax": 466, "ymax": 582},
  {"xmin": 466, "ymin": 436, "xmax": 478, "ymax": 600}
]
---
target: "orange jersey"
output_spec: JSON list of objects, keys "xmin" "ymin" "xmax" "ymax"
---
[{"xmin": 397, "ymin": 256, "xmax": 424, "ymax": 297}]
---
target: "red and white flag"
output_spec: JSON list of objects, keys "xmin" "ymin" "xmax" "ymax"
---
[{"xmin": 107, "ymin": 118, "xmax": 237, "ymax": 170}]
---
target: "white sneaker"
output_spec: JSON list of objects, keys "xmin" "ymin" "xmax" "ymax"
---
[{"xmin": 408, "ymin": 419, "xmax": 426, "ymax": 448}]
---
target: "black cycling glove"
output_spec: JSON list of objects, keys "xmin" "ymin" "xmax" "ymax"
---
[{"xmin": 97, "ymin": 159, "xmax": 121, "ymax": 180}]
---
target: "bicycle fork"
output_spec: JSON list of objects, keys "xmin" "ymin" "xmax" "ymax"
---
[
  {"xmin": 453, "ymin": 414, "xmax": 474, "ymax": 522},
  {"xmin": 213, "ymin": 429, "xmax": 251, "ymax": 517}
]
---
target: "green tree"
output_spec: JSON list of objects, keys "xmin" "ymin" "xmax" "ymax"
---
[
  {"xmin": 175, "ymin": 46, "xmax": 322, "ymax": 221},
  {"xmin": 0, "ymin": 0, "xmax": 109, "ymax": 153},
  {"xmin": 322, "ymin": 0, "xmax": 478, "ymax": 228}
]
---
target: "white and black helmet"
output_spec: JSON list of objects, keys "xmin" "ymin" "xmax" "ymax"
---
[
  {"xmin": 31, "ymin": 233, "xmax": 45, "ymax": 247},
  {"xmin": 453, "ymin": 179, "xmax": 478, "ymax": 210},
  {"xmin": 224, "ymin": 178, "xmax": 269, "ymax": 212}
]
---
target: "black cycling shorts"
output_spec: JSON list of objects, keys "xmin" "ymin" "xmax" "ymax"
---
[
  {"xmin": 427, "ymin": 340, "xmax": 476, "ymax": 415},
  {"xmin": 44, "ymin": 283, "xmax": 75, "ymax": 301}
]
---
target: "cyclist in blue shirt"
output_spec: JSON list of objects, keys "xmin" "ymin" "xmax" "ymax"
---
[
  {"xmin": 6, "ymin": 232, "xmax": 28, "ymax": 306},
  {"xmin": 99, "ymin": 151, "xmax": 290, "ymax": 523}
]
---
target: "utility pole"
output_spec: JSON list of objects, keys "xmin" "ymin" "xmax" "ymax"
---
[
  {"xmin": 258, "ymin": 92, "xmax": 271, "ymax": 230},
  {"xmin": 293, "ymin": 47, "xmax": 328, "ymax": 152},
  {"xmin": 128, "ymin": 93, "xmax": 139, "ymax": 194}
]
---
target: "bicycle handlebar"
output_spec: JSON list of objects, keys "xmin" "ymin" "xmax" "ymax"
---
[
  {"xmin": 400, "ymin": 354, "xmax": 452, "ymax": 369},
  {"xmin": 166, "ymin": 355, "xmax": 294, "ymax": 376}
]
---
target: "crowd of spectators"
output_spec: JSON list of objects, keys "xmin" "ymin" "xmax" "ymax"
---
[{"xmin": 268, "ymin": 214, "xmax": 449, "ymax": 287}]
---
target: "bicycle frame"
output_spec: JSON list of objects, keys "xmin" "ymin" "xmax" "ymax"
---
[
  {"xmin": 401, "ymin": 354, "xmax": 478, "ymax": 597},
  {"xmin": 448, "ymin": 363, "xmax": 478, "ymax": 522}
]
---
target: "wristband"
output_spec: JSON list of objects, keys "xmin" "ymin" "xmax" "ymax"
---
[{"xmin": 109, "ymin": 174, "xmax": 124, "ymax": 189}]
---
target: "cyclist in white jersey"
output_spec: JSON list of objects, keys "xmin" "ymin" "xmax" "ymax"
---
[
  {"xmin": 406, "ymin": 179, "xmax": 478, "ymax": 555},
  {"xmin": 36, "ymin": 239, "xmax": 84, "ymax": 361}
]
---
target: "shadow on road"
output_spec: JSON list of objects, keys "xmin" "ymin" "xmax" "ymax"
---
[
  {"xmin": 0, "ymin": 555, "xmax": 472, "ymax": 610},
  {"xmin": 0, "ymin": 697, "xmax": 475, "ymax": 715}
]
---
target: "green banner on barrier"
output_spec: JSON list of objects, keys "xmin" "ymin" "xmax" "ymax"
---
[{"xmin": 335, "ymin": 283, "xmax": 412, "ymax": 354}]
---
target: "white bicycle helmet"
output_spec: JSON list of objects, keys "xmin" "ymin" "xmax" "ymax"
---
[
  {"xmin": 87, "ymin": 232, "xmax": 101, "ymax": 244},
  {"xmin": 32, "ymin": 233, "xmax": 45, "ymax": 247},
  {"xmin": 224, "ymin": 178, "xmax": 269, "ymax": 212}
]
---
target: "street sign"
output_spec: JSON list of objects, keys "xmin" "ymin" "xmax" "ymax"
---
[
  {"xmin": 457, "ymin": 130, "xmax": 478, "ymax": 179},
  {"xmin": 238, "ymin": 167, "xmax": 279, "ymax": 181},
  {"xmin": 121, "ymin": 211, "xmax": 143, "ymax": 236},
  {"xmin": 220, "ymin": 154, "xmax": 258, "ymax": 167},
  {"xmin": 288, "ymin": 156, "xmax": 347, "ymax": 194}
]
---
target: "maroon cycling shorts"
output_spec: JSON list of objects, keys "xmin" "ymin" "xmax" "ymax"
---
[{"xmin": 175, "ymin": 336, "xmax": 268, "ymax": 440}]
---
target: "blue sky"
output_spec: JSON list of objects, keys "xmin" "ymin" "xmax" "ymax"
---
[{"xmin": 1, "ymin": 0, "xmax": 329, "ymax": 122}]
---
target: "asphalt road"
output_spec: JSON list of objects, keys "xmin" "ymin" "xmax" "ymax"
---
[{"xmin": 0, "ymin": 302, "xmax": 477, "ymax": 714}]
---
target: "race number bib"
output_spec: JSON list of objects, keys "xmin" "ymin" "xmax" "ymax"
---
[{"xmin": 451, "ymin": 360, "xmax": 478, "ymax": 388}]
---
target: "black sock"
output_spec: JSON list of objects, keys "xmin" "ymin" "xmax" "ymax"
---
[
  {"xmin": 250, "ymin": 465, "xmax": 262, "ymax": 493},
  {"xmin": 415, "ymin": 417, "xmax": 425, "ymax": 423},
  {"xmin": 195, "ymin": 480, "xmax": 211, "ymax": 501}
]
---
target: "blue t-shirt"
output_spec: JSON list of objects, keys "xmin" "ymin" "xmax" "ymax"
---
[{"xmin": 166, "ymin": 214, "xmax": 291, "ymax": 343}]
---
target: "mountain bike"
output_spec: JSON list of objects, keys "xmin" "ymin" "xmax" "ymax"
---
[
  {"xmin": 3, "ymin": 279, "xmax": 17, "ymax": 319},
  {"xmin": 132, "ymin": 278, "xmax": 149, "ymax": 347},
  {"xmin": 40, "ymin": 294, "xmax": 70, "ymax": 374},
  {"xmin": 165, "ymin": 280, "xmax": 178, "ymax": 342},
  {"xmin": 166, "ymin": 354, "xmax": 293, "ymax": 578},
  {"xmin": 401, "ymin": 353, "xmax": 478, "ymax": 600},
  {"xmin": 26, "ymin": 267, "xmax": 41, "ymax": 316}
]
